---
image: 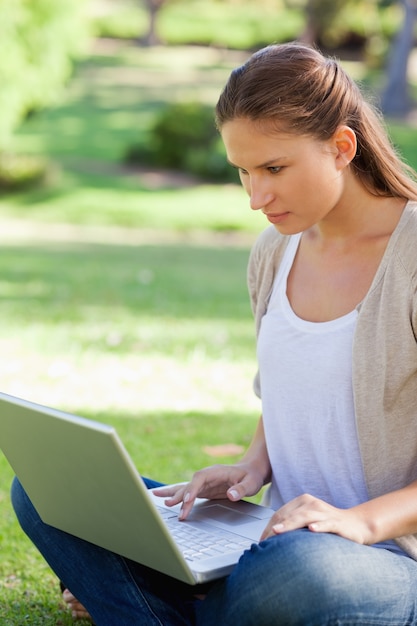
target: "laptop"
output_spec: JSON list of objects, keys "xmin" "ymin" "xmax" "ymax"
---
[{"xmin": 0, "ymin": 391, "xmax": 274, "ymax": 585}]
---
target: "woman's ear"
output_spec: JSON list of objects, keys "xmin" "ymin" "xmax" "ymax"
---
[{"xmin": 333, "ymin": 125, "xmax": 357, "ymax": 170}]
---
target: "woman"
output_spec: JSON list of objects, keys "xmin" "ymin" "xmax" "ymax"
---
[{"xmin": 12, "ymin": 42, "xmax": 417, "ymax": 625}]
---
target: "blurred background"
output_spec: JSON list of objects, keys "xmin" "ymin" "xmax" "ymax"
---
[{"xmin": 1, "ymin": 0, "xmax": 417, "ymax": 469}]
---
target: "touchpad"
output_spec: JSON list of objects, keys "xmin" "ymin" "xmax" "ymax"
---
[{"xmin": 192, "ymin": 504, "xmax": 257, "ymax": 525}]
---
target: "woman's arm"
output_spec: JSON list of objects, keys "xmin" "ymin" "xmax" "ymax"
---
[{"xmin": 351, "ymin": 480, "xmax": 417, "ymax": 544}]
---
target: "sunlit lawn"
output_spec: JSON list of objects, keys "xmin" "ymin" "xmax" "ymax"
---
[
  {"xmin": 0, "ymin": 228, "xmax": 262, "ymax": 623},
  {"xmin": 0, "ymin": 232, "xmax": 260, "ymax": 424},
  {"xmin": 3, "ymin": 42, "xmax": 417, "ymax": 232},
  {"xmin": 2, "ymin": 43, "xmax": 259, "ymax": 233}
]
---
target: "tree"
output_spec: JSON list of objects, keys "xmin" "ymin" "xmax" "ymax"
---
[
  {"xmin": 380, "ymin": 0, "xmax": 417, "ymax": 117},
  {"xmin": 298, "ymin": 0, "xmax": 350, "ymax": 46},
  {"xmin": 140, "ymin": 0, "xmax": 170, "ymax": 46},
  {"xmin": 0, "ymin": 0, "xmax": 88, "ymax": 150},
  {"xmin": 284, "ymin": 0, "xmax": 360, "ymax": 47}
]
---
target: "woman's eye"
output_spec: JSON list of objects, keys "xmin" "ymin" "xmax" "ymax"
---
[
  {"xmin": 268, "ymin": 166, "xmax": 282, "ymax": 174},
  {"xmin": 238, "ymin": 168, "xmax": 248, "ymax": 175}
]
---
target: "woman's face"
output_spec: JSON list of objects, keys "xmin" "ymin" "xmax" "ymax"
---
[{"xmin": 221, "ymin": 117, "xmax": 351, "ymax": 235}]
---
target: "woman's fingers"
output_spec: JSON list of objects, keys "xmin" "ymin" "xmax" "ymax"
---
[
  {"xmin": 153, "ymin": 464, "xmax": 264, "ymax": 520},
  {"xmin": 153, "ymin": 484, "xmax": 187, "ymax": 505},
  {"xmin": 259, "ymin": 494, "xmax": 369, "ymax": 544},
  {"xmin": 260, "ymin": 494, "xmax": 328, "ymax": 539},
  {"xmin": 62, "ymin": 588, "xmax": 92, "ymax": 621}
]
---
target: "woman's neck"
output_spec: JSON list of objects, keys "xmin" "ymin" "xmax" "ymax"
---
[{"xmin": 308, "ymin": 177, "xmax": 406, "ymax": 247}]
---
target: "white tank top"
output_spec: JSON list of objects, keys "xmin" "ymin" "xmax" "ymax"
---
[
  {"xmin": 258, "ymin": 233, "xmax": 369, "ymax": 509},
  {"xmin": 258, "ymin": 233, "xmax": 403, "ymax": 554}
]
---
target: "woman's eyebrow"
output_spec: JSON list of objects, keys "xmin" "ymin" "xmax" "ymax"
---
[{"xmin": 227, "ymin": 157, "xmax": 287, "ymax": 169}]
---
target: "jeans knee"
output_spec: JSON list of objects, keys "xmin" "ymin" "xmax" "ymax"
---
[
  {"xmin": 10, "ymin": 477, "xmax": 26, "ymax": 524},
  {"xmin": 199, "ymin": 534, "xmax": 307, "ymax": 625},
  {"xmin": 11, "ymin": 476, "xmax": 45, "ymax": 543},
  {"xmin": 199, "ymin": 530, "xmax": 367, "ymax": 626}
]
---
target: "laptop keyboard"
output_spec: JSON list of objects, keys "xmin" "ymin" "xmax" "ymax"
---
[{"xmin": 157, "ymin": 506, "xmax": 253, "ymax": 562}]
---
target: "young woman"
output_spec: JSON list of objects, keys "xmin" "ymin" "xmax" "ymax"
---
[{"xmin": 12, "ymin": 42, "xmax": 417, "ymax": 625}]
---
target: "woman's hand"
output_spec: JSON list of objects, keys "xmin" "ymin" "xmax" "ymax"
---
[
  {"xmin": 260, "ymin": 493, "xmax": 372, "ymax": 544},
  {"xmin": 153, "ymin": 462, "xmax": 265, "ymax": 520}
]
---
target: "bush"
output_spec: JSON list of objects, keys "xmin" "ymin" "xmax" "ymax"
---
[
  {"xmin": 124, "ymin": 102, "xmax": 237, "ymax": 183},
  {"xmin": 0, "ymin": 0, "xmax": 88, "ymax": 149},
  {"xmin": 0, "ymin": 153, "xmax": 51, "ymax": 192}
]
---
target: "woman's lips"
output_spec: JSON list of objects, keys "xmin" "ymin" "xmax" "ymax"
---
[{"xmin": 265, "ymin": 212, "xmax": 290, "ymax": 224}]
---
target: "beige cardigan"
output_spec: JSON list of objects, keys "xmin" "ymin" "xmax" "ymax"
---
[{"xmin": 247, "ymin": 201, "xmax": 417, "ymax": 559}]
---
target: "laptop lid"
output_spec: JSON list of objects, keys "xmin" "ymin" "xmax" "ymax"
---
[{"xmin": 0, "ymin": 392, "xmax": 272, "ymax": 584}]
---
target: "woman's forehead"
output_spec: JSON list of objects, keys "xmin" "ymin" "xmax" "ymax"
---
[
  {"xmin": 222, "ymin": 118, "xmax": 310, "ymax": 151},
  {"xmin": 221, "ymin": 120, "xmax": 332, "ymax": 171}
]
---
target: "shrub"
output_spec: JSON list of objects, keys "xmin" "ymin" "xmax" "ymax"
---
[
  {"xmin": 0, "ymin": 0, "xmax": 88, "ymax": 149},
  {"xmin": 124, "ymin": 102, "xmax": 237, "ymax": 183},
  {"xmin": 0, "ymin": 153, "xmax": 51, "ymax": 192}
]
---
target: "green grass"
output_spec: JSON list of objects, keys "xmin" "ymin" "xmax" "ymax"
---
[
  {"xmin": 0, "ymin": 232, "xmax": 261, "ymax": 623},
  {"xmin": 3, "ymin": 45, "xmax": 417, "ymax": 233},
  {"xmin": 0, "ymin": 474, "xmax": 82, "ymax": 624},
  {"xmin": 0, "ymin": 233, "xmax": 261, "ymax": 418},
  {"xmin": 159, "ymin": 1, "xmax": 303, "ymax": 49},
  {"xmin": 3, "ymin": 44, "xmax": 265, "ymax": 234},
  {"xmin": 92, "ymin": 0, "xmax": 303, "ymax": 49},
  {"xmin": 388, "ymin": 121, "xmax": 417, "ymax": 172}
]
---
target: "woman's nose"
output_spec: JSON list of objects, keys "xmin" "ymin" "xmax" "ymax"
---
[{"xmin": 249, "ymin": 184, "xmax": 274, "ymax": 211}]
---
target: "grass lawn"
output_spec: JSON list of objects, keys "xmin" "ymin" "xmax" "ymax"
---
[
  {"xmin": 0, "ymin": 226, "xmax": 261, "ymax": 624},
  {"xmin": 2, "ymin": 42, "xmax": 263, "ymax": 234},
  {"xmin": 3, "ymin": 42, "xmax": 417, "ymax": 232}
]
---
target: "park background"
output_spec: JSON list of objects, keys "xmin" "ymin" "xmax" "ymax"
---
[{"xmin": 1, "ymin": 1, "xmax": 417, "ymax": 623}]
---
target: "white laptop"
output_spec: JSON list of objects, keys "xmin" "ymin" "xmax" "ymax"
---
[{"xmin": 0, "ymin": 392, "xmax": 274, "ymax": 585}]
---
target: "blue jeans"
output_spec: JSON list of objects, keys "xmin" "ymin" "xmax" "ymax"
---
[{"xmin": 11, "ymin": 476, "xmax": 417, "ymax": 625}]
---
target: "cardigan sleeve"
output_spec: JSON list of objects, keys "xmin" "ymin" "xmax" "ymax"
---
[{"xmin": 246, "ymin": 226, "xmax": 291, "ymax": 398}]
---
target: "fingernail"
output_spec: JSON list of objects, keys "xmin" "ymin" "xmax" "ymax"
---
[{"xmin": 229, "ymin": 489, "xmax": 239, "ymax": 500}]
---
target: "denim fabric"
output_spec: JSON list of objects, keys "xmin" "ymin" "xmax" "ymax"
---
[
  {"xmin": 198, "ymin": 529, "xmax": 417, "ymax": 626},
  {"xmin": 11, "ymin": 477, "xmax": 417, "ymax": 625},
  {"xmin": 11, "ymin": 477, "xmax": 199, "ymax": 626}
]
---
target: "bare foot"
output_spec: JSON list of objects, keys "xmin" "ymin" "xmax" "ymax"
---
[{"xmin": 62, "ymin": 588, "xmax": 92, "ymax": 621}]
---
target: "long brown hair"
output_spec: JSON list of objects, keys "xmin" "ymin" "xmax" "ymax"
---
[{"xmin": 216, "ymin": 42, "xmax": 417, "ymax": 200}]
